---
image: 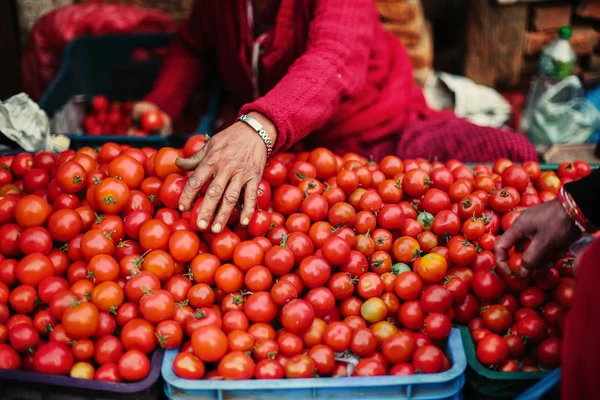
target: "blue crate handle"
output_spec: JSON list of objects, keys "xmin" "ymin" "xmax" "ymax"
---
[{"xmin": 515, "ymin": 369, "xmax": 560, "ymax": 400}]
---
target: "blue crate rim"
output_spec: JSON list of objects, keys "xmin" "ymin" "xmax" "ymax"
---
[
  {"xmin": 162, "ymin": 328, "xmax": 466, "ymax": 391},
  {"xmin": 0, "ymin": 349, "xmax": 164, "ymax": 393}
]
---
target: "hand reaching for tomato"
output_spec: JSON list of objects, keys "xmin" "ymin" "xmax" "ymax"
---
[
  {"xmin": 176, "ymin": 112, "xmax": 277, "ymax": 233},
  {"xmin": 494, "ymin": 199, "xmax": 580, "ymax": 278},
  {"xmin": 129, "ymin": 102, "xmax": 172, "ymax": 136}
]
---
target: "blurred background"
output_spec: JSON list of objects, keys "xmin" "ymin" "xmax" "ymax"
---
[{"xmin": 1, "ymin": 0, "xmax": 600, "ymax": 161}]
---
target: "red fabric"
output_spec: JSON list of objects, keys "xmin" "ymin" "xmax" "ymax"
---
[
  {"xmin": 562, "ymin": 238, "xmax": 600, "ymax": 400},
  {"xmin": 22, "ymin": 2, "xmax": 175, "ymax": 101},
  {"xmin": 147, "ymin": 0, "xmax": 537, "ymax": 162}
]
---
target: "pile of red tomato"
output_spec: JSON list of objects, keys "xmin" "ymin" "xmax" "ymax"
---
[
  {"xmin": 0, "ymin": 137, "xmax": 590, "ymax": 383},
  {"xmin": 82, "ymin": 95, "xmax": 164, "ymax": 137}
]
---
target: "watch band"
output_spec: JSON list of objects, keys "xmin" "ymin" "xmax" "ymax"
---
[{"xmin": 237, "ymin": 114, "xmax": 273, "ymax": 158}]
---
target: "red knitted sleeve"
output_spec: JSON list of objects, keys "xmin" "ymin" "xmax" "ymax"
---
[
  {"xmin": 145, "ymin": 2, "xmax": 206, "ymax": 121},
  {"xmin": 239, "ymin": 0, "xmax": 377, "ymax": 154}
]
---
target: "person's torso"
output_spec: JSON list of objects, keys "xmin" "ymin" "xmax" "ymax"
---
[{"xmin": 196, "ymin": 0, "xmax": 428, "ymax": 155}]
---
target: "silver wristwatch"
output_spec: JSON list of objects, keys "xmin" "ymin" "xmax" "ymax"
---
[{"xmin": 237, "ymin": 114, "xmax": 273, "ymax": 159}]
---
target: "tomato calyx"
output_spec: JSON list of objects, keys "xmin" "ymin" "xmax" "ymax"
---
[
  {"xmin": 103, "ymin": 196, "xmax": 119, "ymax": 205},
  {"xmin": 183, "ymin": 267, "xmax": 195, "ymax": 280},
  {"xmin": 155, "ymin": 332, "xmax": 170, "ymax": 348},
  {"xmin": 103, "ymin": 230, "xmax": 116, "ymax": 242},
  {"xmin": 148, "ymin": 194, "xmax": 157, "ymax": 203},
  {"xmin": 177, "ymin": 300, "xmax": 189, "ymax": 309},
  {"xmin": 267, "ymin": 351, "xmax": 277, "ymax": 360},
  {"xmin": 279, "ymin": 235, "xmax": 289, "ymax": 248},
  {"xmin": 412, "ymin": 248, "xmax": 423, "ymax": 261},
  {"xmin": 394, "ymin": 179, "xmax": 402, "ymax": 189},
  {"xmin": 44, "ymin": 322, "xmax": 54, "ymax": 334},
  {"xmin": 108, "ymin": 305, "xmax": 118, "ymax": 315},
  {"xmin": 93, "ymin": 176, "xmax": 102, "ymax": 185},
  {"xmin": 86, "ymin": 270, "xmax": 97, "ymax": 283},
  {"xmin": 190, "ymin": 309, "xmax": 207, "ymax": 319},
  {"xmin": 94, "ymin": 212, "xmax": 105, "ymax": 224},
  {"xmin": 423, "ymin": 178, "xmax": 433, "ymax": 188},
  {"xmin": 73, "ymin": 175, "xmax": 83, "ymax": 185},
  {"xmin": 417, "ymin": 212, "xmax": 434, "ymax": 229},
  {"xmin": 371, "ymin": 258, "xmax": 383, "ymax": 271},
  {"xmin": 232, "ymin": 291, "xmax": 252, "ymax": 305},
  {"xmin": 294, "ymin": 171, "xmax": 306, "ymax": 181}
]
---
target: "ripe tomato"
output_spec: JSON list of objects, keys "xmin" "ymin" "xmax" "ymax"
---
[
  {"xmin": 62, "ymin": 301, "xmax": 100, "ymax": 339},
  {"xmin": 299, "ymin": 256, "xmax": 331, "ymax": 288},
  {"xmin": 476, "ymin": 333, "xmax": 509, "ymax": 367},
  {"xmin": 33, "ymin": 342, "xmax": 74, "ymax": 375},
  {"xmin": 94, "ymin": 178, "xmax": 130, "ymax": 215},
  {"xmin": 140, "ymin": 110, "xmax": 165, "ymax": 132},
  {"xmin": 15, "ymin": 195, "xmax": 51, "ymax": 228},
  {"xmin": 91, "ymin": 281, "xmax": 124, "ymax": 313},
  {"xmin": 142, "ymin": 250, "xmax": 175, "ymax": 282},
  {"xmin": 416, "ymin": 253, "xmax": 447, "ymax": 283},
  {"xmin": 394, "ymin": 271, "xmax": 423, "ymax": 301},
  {"xmin": 139, "ymin": 290, "xmax": 174, "ymax": 324},
  {"xmin": 244, "ymin": 292, "xmax": 278, "ymax": 323},
  {"xmin": 382, "ymin": 331, "xmax": 415, "ymax": 364},
  {"xmin": 192, "ymin": 325, "xmax": 228, "ymax": 362},
  {"xmin": 173, "ymin": 352, "xmax": 206, "ymax": 379},
  {"xmin": 154, "ymin": 148, "xmax": 183, "ymax": 179},
  {"xmin": 16, "ymin": 253, "xmax": 54, "ymax": 287},
  {"xmin": 472, "ymin": 270, "xmax": 504, "ymax": 301},
  {"xmin": 47, "ymin": 209, "xmax": 83, "ymax": 243},
  {"xmin": 413, "ymin": 345, "xmax": 444, "ymax": 373},
  {"xmin": 280, "ymin": 299, "xmax": 315, "ymax": 333},
  {"xmin": 118, "ymin": 350, "xmax": 150, "ymax": 381},
  {"xmin": 285, "ymin": 354, "xmax": 315, "ymax": 378}
]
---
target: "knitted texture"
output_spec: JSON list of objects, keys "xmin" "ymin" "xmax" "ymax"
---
[
  {"xmin": 395, "ymin": 117, "xmax": 538, "ymax": 162},
  {"xmin": 147, "ymin": 0, "xmax": 537, "ymax": 163}
]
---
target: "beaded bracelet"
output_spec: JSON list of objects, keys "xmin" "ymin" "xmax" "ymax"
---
[{"xmin": 557, "ymin": 186, "xmax": 590, "ymax": 233}]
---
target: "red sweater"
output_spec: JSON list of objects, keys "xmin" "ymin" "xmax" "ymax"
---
[{"xmin": 145, "ymin": 0, "xmax": 429, "ymax": 156}]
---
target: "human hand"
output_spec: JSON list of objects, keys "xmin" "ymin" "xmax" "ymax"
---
[
  {"xmin": 176, "ymin": 112, "xmax": 276, "ymax": 233},
  {"xmin": 495, "ymin": 199, "xmax": 581, "ymax": 278},
  {"xmin": 128, "ymin": 101, "xmax": 172, "ymax": 136}
]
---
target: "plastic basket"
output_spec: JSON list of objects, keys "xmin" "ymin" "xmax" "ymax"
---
[
  {"xmin": 0, "ymin": 349, "xmax": 164, "ymax": 400},
  {"xmin": 458, "ymin": 326, "xmax": 553, "ymax": 399},
  {"xmin": 38, "ymin": 33, "xmax": 218, "ymax": 148},
  {"xmin": 515, "ymin": 369, "xmax": 560, "ymax": 400},
  {"xmin": 162, "ymin": 328, "xmax": 466, "ymax": 400}
]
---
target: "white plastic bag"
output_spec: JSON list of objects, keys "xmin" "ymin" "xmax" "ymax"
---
[{"xmin": 529, "ymin": 76, "xmax": 600, "ymax": 145}]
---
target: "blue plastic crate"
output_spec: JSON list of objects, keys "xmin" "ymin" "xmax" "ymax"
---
[
  {"xmin": 38, "ymin": 33, "xmax": 219, "ymax": 148},
  {"xmin": 162, "ymin": 328, "xmax": 466, "ymax": 400},
  {"xmin": 514, "ymin": 369, "xmax": 560, "ymax": 400}
]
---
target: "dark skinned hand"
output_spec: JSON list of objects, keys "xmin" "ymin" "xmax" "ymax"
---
[
  {"xmin": 176, "ymin": 112, "xmax": 276, "ymax": 233},
  {"xmin": 494, "ymin": 199, "xmax": 581, "ymax": 278}
]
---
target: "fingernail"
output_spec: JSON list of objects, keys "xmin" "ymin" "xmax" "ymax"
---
[
  {"xmin": 179, "ymin": 205, "xmax": 185, "ymax": 212},
  {"xmin": 212, "ymin": 223, "xmax": 222, "ymax": 233},
  {"xmin": 198, "ymin": 220, "xmax": 208, "ymax": 230},
  {"xmin": 241, "ymin": 218, "xmax": 249, "ymax": 226}
]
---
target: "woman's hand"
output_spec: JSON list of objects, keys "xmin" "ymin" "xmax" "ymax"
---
[
  {"xmin": 176, "ymin": 112, "xmax": 277, "ymax": 233},
  {"xmin": 129, "ymin": 101, "xmax": 172, "ymax": 136},
  {"xmin": 494, "ymin": 199, "xmax": 580, "ymax": 278}
]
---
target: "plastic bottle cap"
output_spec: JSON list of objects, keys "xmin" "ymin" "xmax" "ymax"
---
[{"xmin": 558, "ymin": 26, "xmax": 572, "ymax": 40}]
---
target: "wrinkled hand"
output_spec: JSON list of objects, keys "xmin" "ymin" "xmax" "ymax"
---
[
  {"xmin": 176, "ymin": 118, "xmax": 272, "ymax": 233},
  {"xmin": 128, "ymin": 101, "xmax": 172, "ymax": 137},
  {"xmin": 495, "ymin": 199, "xmax": 580, "ymax": 277}
]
